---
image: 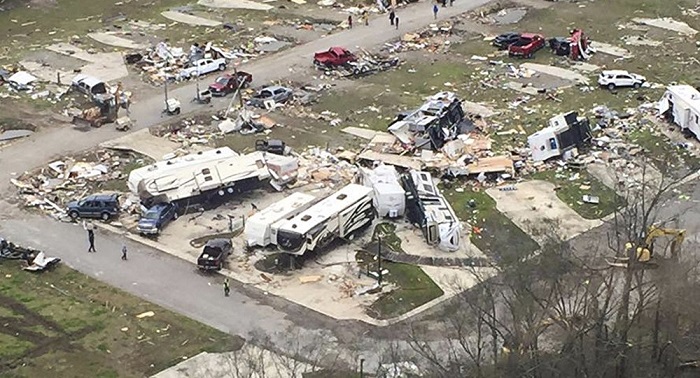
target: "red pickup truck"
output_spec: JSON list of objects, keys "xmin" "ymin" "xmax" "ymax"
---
[
  {"xmin": 508, "ymin": 33, "xmax": 545, "ymax": 58},
  {"xmin": 313, "ymin": 47, "xmax": 357, "ymax": 68}
]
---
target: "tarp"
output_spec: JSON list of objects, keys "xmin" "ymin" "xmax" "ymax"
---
[{"xmin": 23, "ymin": 252, "xmax": 61, "ymax": 271}]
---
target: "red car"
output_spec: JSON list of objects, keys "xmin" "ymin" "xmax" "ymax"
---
[
  {"xmin": 208, "ymin": 71, "xmax": 253, "ymax": 96},
  {"xmin": 508, "ymin": 33, "xmax": 545, "ymax": 58},
  {"xmin": 313, "ymin": 47, "xmax": 357, "ymax": 68}
]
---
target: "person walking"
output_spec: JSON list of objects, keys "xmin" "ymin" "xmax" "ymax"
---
[
  {"xmin": 441, "ymin": 0, "xmax": 446, "ymax": 7},
  {"xmin": 395, "ymin": 16, "xmax": 399, "ymax": 30},
  {"xmin": 87, "ymin": 228, "xmax": 96, "ymax": 253},
  {"xmin": 389, "ymin": 9, "xmax": 395, "ymax": 26},
  {"xmin": 223, "ymin": 278, "xmax": 230, "ymax": 297},
  {"xmin": 121, "ymin": 244, "xmax": 128, "ymax": 260},
  {"xmin": 450, "ymin": 0, "xmax": 454, "ymax": 6},
  {"xmin": 363, "ymin": 11, "xmax": 369, "ymax": 26},
  {"xmin": 348, "ymin": 15, "xmax": 352, "ymax": 29},
  {"xmin": 433, "ymin": 4, "xmax": 439, "ymax": 19}
]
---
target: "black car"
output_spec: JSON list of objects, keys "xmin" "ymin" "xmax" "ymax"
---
[
  {"xmin": 492, "ymin": 32, "xmax": 521, "ymax": 49},
  {"xmin": 197, "ymin": 239, "xmax": 233, "ymax": 271},
  {"xmin": 137, "ymin": 202, "xmax": 179, "ymax": 235},
  {"xmin": 66, "ymin": 193, "xmax": 120, "ymax": 221},
  {"xmin": 255, "ymin": 139, "xmax": 286, "ymax": 155}
]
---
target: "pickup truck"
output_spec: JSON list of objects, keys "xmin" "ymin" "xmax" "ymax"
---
[
  {"xmin": 507, "ymin": 33, "xmax": 545, "ymax": 58},
  {"xmin": 180, "ymin": 58, "xmax": 227, "ymax": 78},
  {"xmin": 313, "ymin": 47, "xmax": 357, "ymax": 68},
  {"xmin": 197, "ymin": 238, "xmax": 233, "ymax": 271}
]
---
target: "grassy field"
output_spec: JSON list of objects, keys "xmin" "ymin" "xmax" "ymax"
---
[
  {"xmin": 0, "ymin": 263, "xmax": 243, "ymax": 377},
  {"xmin": 531, "ymin": 169, "xmax": 624, "ymax": 220}
]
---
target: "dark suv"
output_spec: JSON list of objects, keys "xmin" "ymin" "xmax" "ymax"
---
[
  {"xmin": 137, "ymin": 202, "xmax": 179, "ymax": 235},
  {"xmin": 66, "ymin": 194, "xmax": 120, "ymax": 221}
]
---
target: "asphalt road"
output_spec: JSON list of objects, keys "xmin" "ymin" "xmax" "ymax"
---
[{"xmin": 0, "ymin": 0, "xmax": 494, "ymax": 365}]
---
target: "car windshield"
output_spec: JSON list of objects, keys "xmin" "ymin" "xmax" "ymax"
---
[
  {"xmin": 215, "ymin": 77, "xmax": 229, "ymax": 84},
  {"xmin": 144, "ymin": 211, "xmax": 160, "ymax": 219}
]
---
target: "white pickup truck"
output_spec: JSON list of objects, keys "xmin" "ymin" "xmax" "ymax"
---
[{"xmin": 180, "ymin": 58, "xmax": 227, "ymax": 78}]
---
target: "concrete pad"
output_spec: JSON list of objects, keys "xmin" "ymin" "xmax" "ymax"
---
[
  {"xmin": 586, "ymin": 161, "xmax": 663, "ymax": 197},
  {"xmin": 520, "ymin": 63, "xmax": 589, "ymax": 85},
  {"xmin": 504, "ymin": 81, "xmax": 541, "ymax": 95},
  {"xmin": 421, "ymin": 265, "xmax": 497, "ymax": 296},
  {"xmin": 88, "ymin": 32, "xmax": 147, "ymax": 50},
  {"xmin": 197, "ymin": 0, "xmax": 273, "ymax": 10},
  {"xmin": 622, "ymin": 35, "xmax": 662, "ymax": 47},
  {"xmin": 44, "ymin": 43, "xmax": 128, "ymax": 83},
  {"xmin": 590, "ymin": 41, "xmax": 633, "ymax": 58},
  {"xmin": 161, "ymin": 11, "xmax": 222, "ymax": 27},
  {"xmin": 392, "ymin": 221, "xmax": 485, "ymax": 259},
  {"xmin": 341, "ymin": 126, "xmax": 384, "ymax": 140},
  {"xmin": 570, "ymin": 62, "xmax": 600, "ymax": 73},
  {"xmin": 486, "ymin": 180, "xmax": 603, "ymax": 242},
  {"xmin": 632, "ymin": 17, "xmax": 698, "ymax": 36},
  {"xmin": 99, "ymin": 129, "xmax": 180, "ymax": 161},
  {"xmin": 152, "ymin": 345, "xmax": 313, "ymax": 378}
]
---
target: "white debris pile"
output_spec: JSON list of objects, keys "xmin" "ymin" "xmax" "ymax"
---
[{"xmin": 292, "ymin": 147, "xmax": 358, "ymax": 187}]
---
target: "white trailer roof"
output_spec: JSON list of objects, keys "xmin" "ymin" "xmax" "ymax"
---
[
  {"xmin": 278, "ymin": 184, "xmax": 373, "ymax": 235},
  {"xmin": 246, "ymin": 192, "xmax": 316, "ymax": 230}
]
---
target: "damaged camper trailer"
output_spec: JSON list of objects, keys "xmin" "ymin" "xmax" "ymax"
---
[
  {"xmin": 276, "ymin": 184, "xmax": 374, "ymax": 255},
  {"xmin": 388, "ymin": 91, "xmax": 473, "ymax": 150},
  {"xmin": 128, "ymin": 147, "xmax": 238, "ymax": 194},
  {"xmin": 658, "ymin": 85, "xmax": 700, "ymax": 140},
  {"xmin": 136, "ymin": 151, "xmax": 298, "ymax": 205},
  {"xmin": 528, "ymin": 111, "xmax": 592, "ymax": 162},
  {"xmin": 402, "ymin": 170, "xmax": 461, "ymax": 252},
  {"xmin": 360, "ymin": 164, "xmax": 405, "ymax": 218},
  {"xmin": 244, "ymin": 192, "xmax": 317, "ymax": 248}
]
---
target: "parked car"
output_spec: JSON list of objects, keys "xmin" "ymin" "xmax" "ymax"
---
[
  {"xmin": 598, "ymin": 70, "xmax": 646, "ymax": 90},
  {"xmin": 197, "ymin": 239, "xmax": 233, "ymax": 271},
  {"xmin": 255, "ymin": 139, "xmax": 286, "ymax": 155},
  {"xmin": 508, "ymin": 33, "xmax": 545, "ymax": 58},
  {"xmin": 71, "ymin": 74, "xmax": 108, "ymax": 100},
  {"xmin": 313, "ymin": 47, "xmax": 357, "ymax": 68},
  {"xmin": 137, "ymin": 202, "xmax": 179, "ymax": 235},
  {"xmin": 247, "ymin": 85, "xmax": 293, "ymax": 108},
  {"xmin": 66, "ymin": 193, "xmax": 120, "ymax": 221},
  {"xmin": 180, "ymin": 58, "xmax": 227, "ymax": 78},
  {"xmin": 492, "ymin": 32, "xmax": 521, "ymax": 49},
  {"xmin": 208, "ymin": 71, "xmax": 253, "ymax": 96}
]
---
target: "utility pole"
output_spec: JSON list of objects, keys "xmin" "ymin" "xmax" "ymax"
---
[
  {"xmin": 359, "ymin": 357, "xmax": 365, "ymax": 378},
  {"xmin": 377, "ymin": 236, "xmax": 383, "ymax": 286}
]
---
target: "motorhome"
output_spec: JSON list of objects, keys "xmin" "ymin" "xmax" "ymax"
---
[
  {"xmin": 359, "ymin": 164, "xmax": 405, "ymax": 218},
  {"xmin": 527, "ymin": 111, "xmax": 592, "ymax": 162},
  {"xmin": 658, "ymin": 85, "xmax": 700, "ymax": 140},
  {"xmin": 244, "ymin": 192, "xmax": 317, "ymax": 248},
  {"xmin": 276, "ymin": 184, "xmax": 374, "ymax": 255},
  {"xmin": 128, "ymin": 147, "xmax": 238, "ymax": 194},
  {"xmin": 137, "ymin": 151, "xmax": 298, "ymax": 205},
  {"xmin": 402, "ymin": 170, "xmax": 461, "ymax": 252}
]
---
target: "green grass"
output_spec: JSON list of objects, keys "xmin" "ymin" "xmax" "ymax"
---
[
  {"xmin": 442, "ymin": 185, "xmax": 539, "ymax": 265},
  {"xmin": 364, "ymin": 222, "xmax": 403, "ymax": 254},
  {"xmin": 629, "ymin": 127, "xmax": 700, "ymax": 176},
  {"xmin": 0, "ymin": 263, "xmax": 243, "ymax": 377},
  {"xmin": 531, "ymin": 170, "xmax": 624, "ymax": 220},
  {"xmin": 356, "ymin": 251, "xmax": 443, "ymax": 320}
]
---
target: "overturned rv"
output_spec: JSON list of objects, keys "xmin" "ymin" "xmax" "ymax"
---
[
  {"xmin": 528, "ymin": 111, "xmax": 592, "ymax": 162},
  {"xmin": 402, "ymin": 170, "xmax": 461, "ymax": 252},
  {"xmin": 388, "ymin": 91, "xmax": 473, "ymax": 151},
  {"xmin": 134, "ymin": 150, "xmax": 298, "ymax": 206},
  {"xmin": 276, "ymin": 184, "xmax": 375, "ymax": 255},
  {"xmin": 658, "ymin": 85, "xmax": 700, "ymax": 140},
  {"xmin": 359, "ymin": 164, "xmax": 405, "ymax": 218},
  {"xmin": 244, "ymin": 192, "xmax": 317, "ymax": 248}
]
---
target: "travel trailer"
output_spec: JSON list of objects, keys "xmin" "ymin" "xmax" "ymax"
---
[
  {"xmin": 359, "ymin": 163, "xmax": 405, "ymax": 218},
  {"xmin": 136, "ymin": 151, "xmax": 298, "ymax": 205},
  {"xmin": 402, "ymin": 170, "xmax": 461, "ymax": 252},
  {"xmin": 388, "ymin": 91, "xmax": 473, "ymax": 150},
  {"xmin": 658, "ymin": 85, "xmax": 700, "ymax": 140},
  {"xmin": 276, "ymin": 184, "xmax": 375, "ymax": 255},
  {"xmin": 527, "ymin": 111, "xmax": 592, "ymax": 162},
  {"xmin": 128, "ymin": 147, "xmax": 238, "ymax": 194},
  {"xmin": 244, "ymin": 192, "xmax": 317, "ymax": 248}
]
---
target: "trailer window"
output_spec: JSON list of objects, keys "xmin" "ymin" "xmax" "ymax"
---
[
  {"xmin": 336, "ymin": 194, "xmax": 347, "ymax": 200},
  {"xmin": 301, "ymin": 215, "xmax": 312, "ymax": 221},
  {"xmin": 548, "ymin": 138, "xmax": 557, "ymax": 150},
  {"xmin": 202, "ymin": 168, "xmax": 211, "ymax": 175}
]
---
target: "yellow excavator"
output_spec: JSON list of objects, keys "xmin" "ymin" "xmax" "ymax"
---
[{"xmin": 608, "ymin": 225, "xmax": 685, "ymax": 268}]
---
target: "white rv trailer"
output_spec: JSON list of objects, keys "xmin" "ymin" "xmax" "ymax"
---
[
  {"xmin": 137, "ymin": 151, "xmax": 298, "ymax": 204},
  {"xmin": 128, "ymin": 147, "xmax": 238, "ymax": 194},
  {"xmin": 360, "ymin": 164, "xmax": 405, "ymax": 218},
  {"xmin": 244, "ymin": 192, "xmax": 317, "ymax": 248},
  {"xmin": 658, "ymin": 85, "xmax": 700, "ymax": 140},
  {"xmin": 402, "ymin": 170, "xmax": 461, "ymax": 252},
  {"xmin": 276, "ymin": 184, "xmax": 375, "ymax": 255}
]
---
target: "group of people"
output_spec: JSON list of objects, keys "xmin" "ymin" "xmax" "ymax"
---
[
  {"xmin": 347, "ymin": 0, "xmax": 455, "ymax": 29},
  {"xmin": 84, "ymin": 221, "xmax": 128, "ymax": 260}
]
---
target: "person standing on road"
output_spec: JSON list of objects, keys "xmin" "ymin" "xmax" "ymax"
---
[
  {"xmin": 395, "ymin": 16, "xmax": 399, "ymax": 30},
  {"xmin": 223, "ymin": 278, "xmax": 230, "ymax": 297},
  {"xmin": 389, "ymin": 9, "xmax": 395, "ymax": 26},
  {"xmin": 441, "ymin": 0, "xmax": 446, "ymax": 7},
  {"xmin": 348, "ymin": 15, "xmax": 352, "ymax": 29},
  {"xmin": 433, "ymin": 4, "xmax": 439, "ymax": 19},
  {"xmin": 85, "ymin": 222, "xmax": 96, "ymax": 253},
  {"xmin": 121, "ymin": 244, "xmax": 128, "ymax": 261},
  {"xmin": 450, "ymin": 0, "xmax": 454, "ymax": 6},
  {"xmin": 363, "ymin": 11, "xmax": 369, "ymax": 26}
]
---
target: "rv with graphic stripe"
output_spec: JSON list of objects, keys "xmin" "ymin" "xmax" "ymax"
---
[{"xmin": 276, "ymin": 184, "xmax": 375, "ymax": 255}]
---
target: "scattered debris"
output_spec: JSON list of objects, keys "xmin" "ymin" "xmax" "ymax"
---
[
  {"xmin": 160, "ymin": 11, "xmax": 223, "ymax": 27},
  {"xmin": 632, "ymin": 17, "xmax": 698, "ymax": 36},
  {"xmin": 136, "ymin": 311, "xmax": 155, "ymax": 319}
]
